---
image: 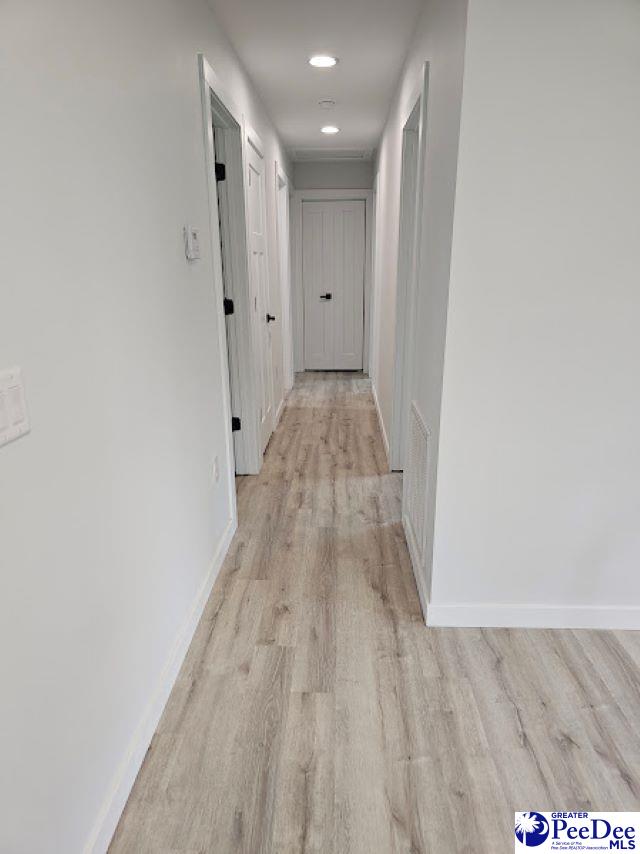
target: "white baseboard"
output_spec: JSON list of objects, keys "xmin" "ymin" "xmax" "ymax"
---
[
  {"xmin": 402, "ymin": 513, "xmax": 429, "ymax": 622},
  {"xmin": 426, "ymin": 601, "xmax": 640, "ymax": 630},
  {"xmin": 274, "ymin": 388, "xmax": 288, "ymax": 429},
  {"xmin": 371, "ymin": 380, "xmax": 390, "ymax": 466},
  {"xmin": 84, "ymin": 516, "xmax": 237, "ymax": 854}
]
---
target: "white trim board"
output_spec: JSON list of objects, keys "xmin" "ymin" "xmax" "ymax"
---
[
  {"xmin": 274, "ymin": 385, "xmax": 289, "ymax": 429},
  {"xmin": 426, "ymin": 601, "xmax": 640, "ymax": 630},
  {"xmin": 246, "ymin": 124, "xmax": 264, "ymax": 158},
  {"xmin": 369, "ymin": 172, "xmax": 380, "ymax": 387},
  {"xmin": 274, "ymin": 162, "xmax": 294, "ymax": 393},
  {"xmin": 371, "ymin": 380, "xmax": 390, "ymax": 467},
  {"xmin": 84, "ymin": 518, "xmax": 236, "ymax": 854},
  {"xmin": 291, "ymin": 188, "xmax": 373, "ymax": 374},
  {"xmin": 403, "ymin": 514, "xmax": 429, "ymax": 622}
]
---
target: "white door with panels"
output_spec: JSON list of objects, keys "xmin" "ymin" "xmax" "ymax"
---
[
  {"xmin": 302, "ymin": 200, "xmax": 365, "ymax": 370},
  {"xmin": 246, "ymin": 136, "xmax": 274, "ymax": 452}
]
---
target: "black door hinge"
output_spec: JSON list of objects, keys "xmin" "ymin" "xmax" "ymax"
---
[
  {"xmin": 215, "ymin": 162, "xmax": 226, "ymax": 182},
  {"xmin": 231, "ymin": 416, "xmax": 241, "ymax": 432},
  {"xmin": 224, "ymin": 297, "xmax": 234, "ymax": 316}
]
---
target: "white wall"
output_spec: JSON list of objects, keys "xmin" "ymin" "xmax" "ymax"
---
[
  {"xmin": 429, "ymin": 0, "xmax": 640, "ymax": 627},
  {"xmin": 0, "ymin": 1, "xmax": 288, "ymax": 851},
  {"xmin": 370, "ymin": 0, "xmax": 469, "ymax": 480},
  {"xmin": 293, "ymin": 159, "xmax": 373, "ymax": 189}
]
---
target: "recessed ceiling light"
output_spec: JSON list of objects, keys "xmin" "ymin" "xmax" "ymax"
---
[
  {"xmin": 319, "ymin": 99, "xmax": 336, "ymax": 109},
  {"xmin": 309, "ymin": 55, "xmax": 338, "ymax": 68},
  {"xmin": 321, "ymin": 125, "xmax": 340, "ymax": 135}
]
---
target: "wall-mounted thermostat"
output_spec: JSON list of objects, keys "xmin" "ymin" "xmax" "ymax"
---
[
  {"xmin": 0, "ymin": 367, "xmax": 30, "ymax": 448},
  {"xmin": 183, "ymin": 225, "xmax": 201, "ymax": 261}
]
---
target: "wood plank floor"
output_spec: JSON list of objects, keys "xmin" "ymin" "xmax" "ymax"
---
[{"xmin": 111, "ymin": 372, "xmax": 640, "ymax": 853}]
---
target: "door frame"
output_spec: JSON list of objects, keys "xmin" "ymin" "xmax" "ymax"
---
[
  {"xmin": 275, "ymin": 163, "xmax": 294, "ymax": 395},
  {"xmin": 389, "ymin": 93, "xmax": 424, "ymax": 471},
  {"xmin": 369, "ymin": 172, "xmax": 380, "ymax": 387},
  {"xmin": 291, "ymin": 188, "xmax": 373, "ymax": 374},
  {"xmin": 389, "ymin": 62, "xmax": 429, "ymax": 471},
  {"xmin": 246, "ymin": 128, "xmax": 276, "ymax": 452},
  {"xmin": 198, "ymin": 54, "xmax": 262, "ymax": 474}
]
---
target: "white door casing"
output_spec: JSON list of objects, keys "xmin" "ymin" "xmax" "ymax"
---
[
  {"xmin": 199, "ymin": 55, "xmax": 264, "ymax": 476},
  {"xmin": 246, "ymin": 133, "xmax": 274, "ymax": 452},
  {"xmin": 275, "ymin": 165, "xmax": 294, "ymax": 393},
  {"xmin": 302, "ymin": 200, "xmax": 365, "ymax": 370},
  {"xmin": 391, "ymin": 100, "xmax": 421, "ymax": 471}
]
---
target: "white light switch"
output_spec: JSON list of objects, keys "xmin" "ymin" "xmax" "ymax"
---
[
  {"xmin": 0, "ymin": 367, "xmax": 30, "ymax": 448},
  {"xmin": 183, "ymin": 225, "xmax": 201, "ymax": 261}
]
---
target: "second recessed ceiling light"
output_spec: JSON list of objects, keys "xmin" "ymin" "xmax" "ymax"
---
[
  {"xmin": 321, "ymin": 125, "xmax": 340, "ymax": 134},
  {"xmin": 309, "ymin": 55, "xmax": 338, "ymax": 68}
]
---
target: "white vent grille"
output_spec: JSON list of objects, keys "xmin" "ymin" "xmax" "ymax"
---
[
  {"xmin": 405, "ymin": 402, "xmax": 430, "ymax": 565},
  {"xmin": 291, "ymin": 148, "xmax": 372, "ymax": 162}
]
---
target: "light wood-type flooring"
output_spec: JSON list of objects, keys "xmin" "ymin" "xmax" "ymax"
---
[{"xmin": 111, "ymin": 372, "xmax": 640, "ymax": 853}]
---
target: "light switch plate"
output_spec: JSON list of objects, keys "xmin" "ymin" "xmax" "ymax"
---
[
  {"xmin": 183, "ymin": 225, "xmax": 201, "ymax": 261},
  {"xmin": 0, "ymin": 367, "xmax": 30, "ymax": 448}
]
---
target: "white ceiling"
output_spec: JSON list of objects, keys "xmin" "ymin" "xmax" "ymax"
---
[{"xmin": 207, "ymin": 0, "xmax": 424, "ymax": 159}]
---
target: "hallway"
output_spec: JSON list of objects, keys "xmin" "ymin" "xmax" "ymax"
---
[{"xmin": 111, "ymin": 373, "xmax": 640, "ymax": 853}]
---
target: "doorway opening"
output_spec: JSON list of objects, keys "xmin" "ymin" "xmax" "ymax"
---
[
  {"xmin": 390, "ymin": 92, "xmax": 423, "ymax": 471},
  {"xmin": 275, "ymin": 165, "xmax": 294, "ymax": 395},
  {"xmin": 199, "ymin": 56, "xmax": 263, "ymax": 476},
  {"xmin": 246, "ymin": 132, "xmax": 275, "ymax": 452},
  {"xmin": 292, "ymin": 189, "xmax": 373, "ymax": 373},
  {"xmin": 303, "ymin": 199, "xmax": 365, "ymax": 370}
]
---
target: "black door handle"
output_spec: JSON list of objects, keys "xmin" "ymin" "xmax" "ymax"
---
[
  {"xmin": 319, "ymin": 293, "xmax": 332, "ymax": 300},
  {"xmin": 266, "ymin": 313, "xmax": 276, "ymax": 323}
]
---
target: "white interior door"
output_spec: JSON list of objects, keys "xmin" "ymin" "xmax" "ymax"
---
[
  {"xmin": 246, "ymin": 138, "xmax": 274, "ymax": 452},
  {"xmin": 275, "ymin": 168, "xmax": 293, "ymax": 392},
  {"xmin": 302, "ymin": 200, "xmax": 365, "ymax": 370}
]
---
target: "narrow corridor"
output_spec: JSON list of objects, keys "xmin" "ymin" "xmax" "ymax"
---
[{"xmin": 111, "ymin": 373, "xmax": 640, "ymax": 853}]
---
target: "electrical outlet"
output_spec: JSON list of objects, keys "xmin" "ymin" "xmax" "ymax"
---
[{"xmin": 212, "ymin": 455, "xmax": 220, "ymax": 483}]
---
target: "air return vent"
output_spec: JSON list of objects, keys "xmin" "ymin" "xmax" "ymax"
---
[{"xmin": 292, "ymin": 148, "xmax": 372, "ymax": 162}]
